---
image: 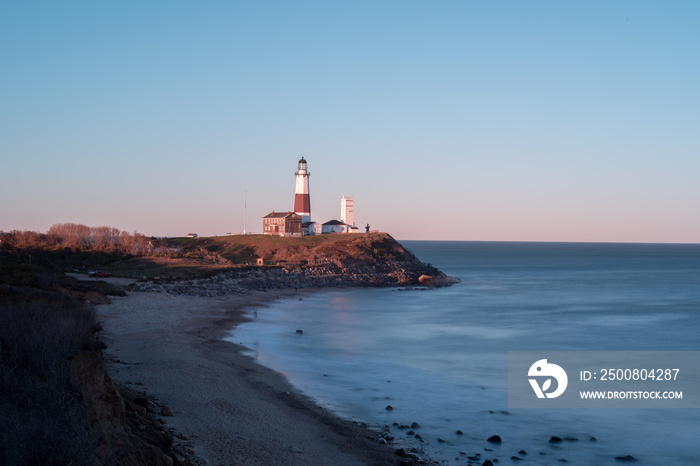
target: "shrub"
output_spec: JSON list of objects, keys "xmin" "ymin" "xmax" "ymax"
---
[{"xmin": 0, "ymin": 301, "xmax": 98, "ymax": 465}]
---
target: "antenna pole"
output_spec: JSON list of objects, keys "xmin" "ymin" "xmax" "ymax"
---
[{"xmin": 243, "ymin": 190, "xmax": 247, "ymax": 234}]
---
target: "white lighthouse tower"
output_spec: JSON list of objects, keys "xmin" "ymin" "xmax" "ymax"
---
[
  {"xmin": 341, "ymin": 195, "xmax": 354, "ymax": 227},
  {"xmin": 294, "ymin": 157, "xmax": 311, "ymax": 223}
]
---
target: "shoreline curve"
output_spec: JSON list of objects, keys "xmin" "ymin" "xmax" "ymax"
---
[{"xmin": 97, "ymin": 289, "xmax": 411, "ymax": 465}]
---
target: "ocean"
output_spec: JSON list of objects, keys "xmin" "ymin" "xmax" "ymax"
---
[{"xmin": 227, "ymin": 241, "xmax": 700, "ymax": 464}]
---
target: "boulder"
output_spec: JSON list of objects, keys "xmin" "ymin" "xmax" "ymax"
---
[
  {"xmin": 418, "ymin": 274, "xmax": 433, "ymax": 285},
  {"xmin": 487, "ymin": 435, "xmax": 502, "ymax": 443}
]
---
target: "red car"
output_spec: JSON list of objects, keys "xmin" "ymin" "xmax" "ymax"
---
[{"xmin": 95, "ymin": 271, "xmax": 111, "ymax": 278}]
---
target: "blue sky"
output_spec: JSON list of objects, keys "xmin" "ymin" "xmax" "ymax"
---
[{"xmin": 1, "ymin": 1, "xmax": 698, "ymax": 242}]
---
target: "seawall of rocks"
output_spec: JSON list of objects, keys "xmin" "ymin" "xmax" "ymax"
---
[{"xmin": 125, "ymin": 260, "xmax": 451, "ymax": 297}]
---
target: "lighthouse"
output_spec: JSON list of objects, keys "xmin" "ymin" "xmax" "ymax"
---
[{"xmin": 294, "ymin": 157, "xmax": 311, "ymax": 223}]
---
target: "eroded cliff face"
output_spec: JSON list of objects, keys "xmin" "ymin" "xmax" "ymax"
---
[
  {"xmin": 70, "ymin": 349, "xmax": 179, "ymax": 466},
  {"xmin": 0, "ymin": 244, "xmax": 185, "ymax": 466}
]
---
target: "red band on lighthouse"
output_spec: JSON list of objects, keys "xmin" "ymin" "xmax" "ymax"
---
[{"xmin": 294, "ymin": 193, "xmax": 310, "ymax": 214}]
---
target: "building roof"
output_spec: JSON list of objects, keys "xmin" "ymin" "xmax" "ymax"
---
[
  {"xmin": 263, "ymin": 211, "xmax": 301, "ymax": 219},
  {"xmin": 301, "ymin": 221, "xmax": 316, "ymax": 227},
  {"xmin": 322, "ymin": 219, "xmax": 346, "ymax": 226},
  {"xmin": 298, "ymin": 157, "xmax": 306, "ymax": 164}
]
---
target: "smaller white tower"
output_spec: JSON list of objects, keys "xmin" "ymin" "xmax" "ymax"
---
[{"xmin": 341, "ymin": 196, "xmax": 354, "ymax": 227}]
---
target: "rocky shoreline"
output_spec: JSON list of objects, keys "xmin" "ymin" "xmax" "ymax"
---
[{"xmin": 125, "ymin": 261, "xmax": 453, "ymax": 297}]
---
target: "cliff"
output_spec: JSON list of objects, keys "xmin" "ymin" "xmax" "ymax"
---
[
  {"xmin": 69, "ymin": 350, "xmax": 178, "ymax": 466},
  {"xmin": 127, "ymin": 233, "xmax": 451, "ymax": 295},
  {"xmin": 0, "ymin": 249, "xmax": 190, "ymax": 465}
]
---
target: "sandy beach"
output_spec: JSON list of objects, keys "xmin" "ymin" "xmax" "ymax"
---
[{"xmin": 97, "ymin": 289, "xmax": 403, "ymax": 466}]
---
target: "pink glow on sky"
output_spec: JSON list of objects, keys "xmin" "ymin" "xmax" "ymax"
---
[{"xmin": 1, "ymin": 2, "xmax": 698, "ymax": 243}]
